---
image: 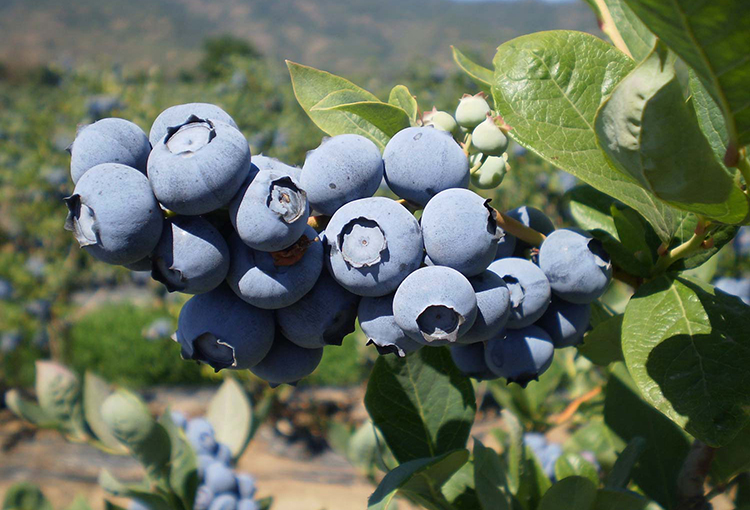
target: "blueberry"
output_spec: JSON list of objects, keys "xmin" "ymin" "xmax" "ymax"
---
[
  {"xmin": 151, "ymin": 216, "xmax": 229, "ymax": 294},
  {"xmin": 176, "ymin": 284, "xmax": 275, "ymax": 371},
  {"xmin": 423, "ymin": 109, "xmax": 458, "ymax": 134},
  {"xmin": 208, "ymin": 494, "xmax": 238, "ymax": 510},
  {"xmin": 143, "ymin": 318, "xmax": 174, "ymax": 341},
  {"xmin": 64, "ymin": 163, "xmax": 163, "ymax": 265},
  {"xmin": 393, "ymin": 266, "xmax": 477, "ymax": 345},
  {"xmin": 229, "ymin": 169, "xmax": 309, "ymax": 252},
  {"xmin": 540, "ymin": 443, "xmax": 563, "ymax": 479},
  {"xmin": 301, "ymin": 134, "xmax": 384, "ymax": 215},
  {"xmin": 450, "ymin": 343, "xmax": 497, "ymax": 380},
  {"xmin": 237, "ymin": 500, "xmax": 259, "ymax": 510},
  {"xmin": 250, "ymin": 332, "xmax": 324, "ymax": 387},
  {"xmin": 523, "ymin": 432, "xmax": 548, "ymax": 454},
  {"xmin": 148, "ymin": 116, "xmax": 250, "ymax": 215},
  {"xmin": 487, "ymin": 257, "xmax": 551, "ymax": 329},
  {"xmin": 536, "ymin": 296, "xmax": 591, "ymax": 348},
  {"xmin": 253, "ymin": 154, "xmax": 302, "ymax": 181},
  {"xmin": 326, "ymin": 197, "xmax": 423, "ymax": 297},
  {"xmin": 459, "ymin": 270, "xmax": 511, "ymax": 344},
  {"xmin": 85, "ymin": 95, "xmax": 123, "ymax": 120},
  {"xmin": 358, "ymin": 293, "xmax": 423, "ymax": 357},
  {"xmin": 470, "ymin": 117, "xmax": 508, "ymax": 156},
  {"xmin": 734, "ymin": 227, "xmax": 750, "ymax": 257},
  {"xmin": 495, "ymin": 231, "xmax": 517, "ymax": 260},
  {"xmin": 713, "ymin": 277, "xmax": 750, "ymax": 305},
  {"xmin": 484, "ymin": 325, "xmax": 555, "ymax": 386},
  {"xmin": 505, "ymin": 206, "xmax": 555, "ymax": 255},
  {"xmin": 1, "ymin": 331, "xmax": 22, "ymax": 354},
  {"xmin": 214, "ymin": 442, "xmax": 233, "ymax": 466},
  {"xmin": 24, "ymin": 256, "xmax": 47, "ymax": 279},
  {"xmin": 198, "ymin": 453, "xmax": 215, "ymax": 479},
  {"xmin": 470, "ymin": 155, "xmax": 508, "ymax": 190},
  {"xmin": 455, "ymin": 94, "xmax": 491, "ymax": 129},
  {"xmin": 149, "ymin": 103, "xmax": 237, "ymax": 146},
  {"xmin": 0, "ymin": 279, "xmax": 13, "ymax": 300},
  {"xmin": 236, "ymin": 474, "xmax": 257, "ymax": 499},
  {"xmin": 276, "ymin": 269, "xmax": 360, "ymax": 348},
  {"xmin": 421, "ymin": 188, "xmax": 503, "ymax": 276},
  {"xmin": 124, "ymin": 257, "xmax": 153, "ymax": 272},
  {"xmin": 194, "ymin": 485, "xmax": 215, "ymax": 510},
  {"xmin": 538, "ymin": 229, "xmax": 612, "ymax": 304},
  {"xmin": 170, "ymin": 410, "xmax": 187, "ymax": 430},
  {"xmin": 205, "ymin": 461, "xmax": 238, "ymax": 493},
  {"xmin": 69, "ymin": 118, "xmax": 151, "ymax": 184},
  {"xmin": 226, "ymin": 227, "xmax": 323, "ymax": 310},
  {"xmin": 186, "ymin": 418, "xmax": 218, "ymax": 456},
  {"xmin": 383, "ymin": 127, "xmax": 469, "ymax": 206}
]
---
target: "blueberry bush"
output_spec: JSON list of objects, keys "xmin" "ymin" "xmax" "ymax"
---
[{"xmin": 4, "ymin": 0, "xmax": 750, "ymax": 509}]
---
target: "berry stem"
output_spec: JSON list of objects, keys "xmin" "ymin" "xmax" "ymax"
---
[
  {"xmin": 397, "ymin": 198, "xmax": 423, "ymax": 214},
  {"xmin": 307, "ymin": 215, "xmax": 330, "ymax": 231},
  {"xmin": 469, "ymin": 153, "xmax": 488, "ymax": 175},
  {"xmin": 652, "ymin": 217, "xmax": 709, "ymax": 275},
  {"xmin": 494, "ymin": 210, "xmax": 547, "ymax": 247},
  {"xmin": 462, "ymin": 133, "xmax": 472, "ymax": 156}
]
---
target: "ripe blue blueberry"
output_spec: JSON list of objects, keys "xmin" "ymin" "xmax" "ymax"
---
[
  {"xmin": 143, "ymin": 318, "xmax": 173, "ymax": 341},
  {"xmin": 459, "ymin": 270, "xmax": 511, "ymax": 344},
  {"xmin": 301, "ymin": 134, "xmax": 384, "ymax": 215},
  {"xmin": 358, "ymin": 293, "xmax": 423, "ymax": 357},
  {"xmin": 250, "ymin": 332, "xmax": 324, "ymax": 387},
  {"xmin": 176, "ymin": 284, "xmax": 275, "ymax": 371},
  {"xmin": 186, "ymin": 418, "xmax": 218, "ymax": 455},
  {"xmin": 214, "ymin": 442, "xmax": 233, "ymax": 466},
  {"xmin": 208, "ymin": 494, "xmax": 239, "ymax": 510},
  {"xmin": 713, "ymin": 277, "xmax": 750, "ymax": 305},
  {"xmin": 393, "ymin": 266, "xmax": 477, "ymax": 345},
  {"xmin": 236, "ymin": 474, "xmax": 257, "ymax": 499},
  {"xmin": 237, "ymin": 501, "xmax": 259, "ymax": 510},
  {"xmin": 383, "ymin": 127, "xmax": 469, "ymax": 206},
  {"xmin": 205, "ymin": 461, "xmax": 238, "ymax": 494},
  {"xmin": 536, "ymin": 296, "xmax": 591, "ymax": 348},
  {"xmin": 149, "ymin": 103, "xmax": 237, "ymax": 146},
  {"xmin": 253, "ymin": 154, "xmax": 302, "ymax": 181},
  {"xmin": 505, "ymin": 206, "xmax": 555, "ymax": 255},
  {"xmin": 450, "ymin": 343, "xmax": 497, "ymax": 380},
  {"xmin": 0, "ymin": 278, "xmax": 13, "ymax": 300},
  {"xmin": 194, "ymin": 485, "xmax": 215, "ymax": 510},
  {"xmin": 538, "ymin": 228, "xmax": 612, "ymax": 304},
  {"xmin": 1, "ymin": 331, "xmax": 22, "ymax": 354},
  {"xmin": 148, "ymin": 116, "xmax": 250, "ymax": 215},
  {"xmin": 170, "ymin": 410, "xmax": 187, "ymax": 430},
  {"xmin": 455, "ymin": 94, "xmax": 491, "ymax": 129},
  {"xmin": 229, "ymin": 169, "xmax": 309, "ymax": 252},
  {"xmin": 487, "ymin": 257, "xmax": 551, "ymax": 329},
  {"xmin": 226, "ymin": 227, "xmax": 323, "ymax": 309},
  {"xmin": 326, "ymin": 197, "xmax": 423, "ymax": 297},
  {"xmin": 198, "ymin": 453, "xmax": 215, "ymax": 479},
  {"xmin": 276, "ymin": 269, "xmax": 360, "ymax": 349},
  {"xmin": 128, "ymin": 500, "xmax": 150, "ymax": 510},
  {"xmin": 64, "ymin": 163, "xmax": 163, "ymax": 265},
  {"xmin": 69, "ymin": 118, "xmax": 151, "ymax": 184},
  {"xmin": 421, "ymin": 188, "xmax": 503, "ymax": 276},
  {"xmin": 484, "ymin": 325, "xmax": 555, "ymax": 386},
  {"xmin": 151, "ymin": 216, "xmax": 229, "ymax": 294}
]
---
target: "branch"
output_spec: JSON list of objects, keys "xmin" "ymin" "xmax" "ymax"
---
[
  {"xmin": 676, "ymin": 440, "xmax": 715, "ymax": 510},
  {"xmin": 493, "ymin": 209, "xmax": 547, "ymax": 247}
]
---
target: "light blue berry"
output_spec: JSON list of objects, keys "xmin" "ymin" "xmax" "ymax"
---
[
  {"xmin": 487, "ymin": 258, "xmax": 551, "ymax": 329},
  {"xmin": 358, "ymin": 293, "xmax": 423, "ymax": 357}
]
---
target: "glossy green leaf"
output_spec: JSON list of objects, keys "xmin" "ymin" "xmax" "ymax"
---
[
  {"xmin": 622, "ymin": 0, "xmax": 750, "ymax": 152},
  {"xmin": 517, "ymin": 445, "xmax": 553, "ymax": 510},
  {"xmin": 159, "ymin": 410, "xmax": 199, "ymax": 509},
  {"xmin": 388, "ymin": 85, "xmax": 418, "ymax": 125},
  {"xmin": 503, "ymin": 409, "xmax": 524, "ymax": 495},
  {"xmin": 623, "ymin": 276, "xmax": 750, "ymax": 446},
  {"xmin": 206, "ymin": 377, "xmax": 252, "ymax": 460},
  {"xmin": 473, "ymin": 440, "xmax": 512, "ymax": 510},
  {"xmin": 2, "ymin": 483, "xmax": 53, "ymax": 510},
  {"xmin": 492, "ymin": 30, "xmax": 679, "ymax": 243},
  {"xmin": 452, "ymin": 46, "xmax": 492, "ymax": 95},
  {"xmin": 605, "ymin": 436, "xmax": 647, "ymax": 489},
  {"xmin": 604, "ymin": 364, "xmax": 691, "ymax": 509},
  {"xmin": 4, "ymin": 389, "xmax": 56, "ymax": 428},
  {"xmin": 689, "ymin": 72, "xmax": 729, "ymax": 165},
  {"xmin": 368, "ymin": 449, "xmax": 470, "ymax": 510},
  {"xmin": 364, "ymin": 346, "xmax": 476, "ymax": 463},
  {"xmin": 711, "ymin": 424, "xmax": 750, "ymax": 484},
  {"xmin": 592, "ymin": 0, "xmax": 655, "ymax": 62},
  {"xmin": 554, "ymin": 453, "xmax": 600, "ymax": 485},
  {"xmin": 83, "ymin": 372, "xmax": 128, "ymax": 454},
  {"xmin": 593, "ymin": 489, "xmax": 649, "ymax": 510},
  {"xmin": 286, "ymin": 61, "xmax": 390, "ymax": 149},
  {"xmin": 566, "ymin": 186, "xmax": 619, "ymax": 238},
  {"xmin": 579, "ymin": 315, "xmax": 625, "ymax": 366},
  {"xmin": 441, "ymin": 460, "xmax": 482, "ymax": 510},
  {"xmin": 538, "ymin": 476, "xmax": 597, "ymax": 510},
  {"xmin": 312, "ymin": 97, "xmax": 411, "ymax": 138}
]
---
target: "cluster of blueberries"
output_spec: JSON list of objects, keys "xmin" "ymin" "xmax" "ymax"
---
[
  {"xmin": 131, "ymin": 412, "xmax": 259, "ymax": 510},
  {"xmin": 523, "ymin": 432, "xmax": 599, "ymax": 481},
  {"xmin": 63, "ymin": 99, "xmax": 612, "ymax": 387}
]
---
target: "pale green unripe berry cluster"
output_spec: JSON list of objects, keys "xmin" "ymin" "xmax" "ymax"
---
[
  {"xmin": 455, "ymin": 95, "xmax": 491, "ymax": 129},
  {"xmin": 470, "ymin": 116, "xmax": 508, "ymax": 156}
]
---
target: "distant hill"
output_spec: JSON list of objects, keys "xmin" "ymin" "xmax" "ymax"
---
[{"xmin": 0, "ymin": 0, "xmax": 599, "ymax": 77}]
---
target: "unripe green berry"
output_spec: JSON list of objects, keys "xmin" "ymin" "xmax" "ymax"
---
[
  {"xmin": 470, "ymin": 117, "xmax": 508, "ymax": 156},
  {"xmin": 471, "ymin": 155, "xmax": 508, "ymax": 190},
  {"xmin": 455, "ymin": 95, "xmax": 491, "ymax": 129},
  {"xmin": 425, "ymin": 111, "xmax": 458, "ymax": 134}
]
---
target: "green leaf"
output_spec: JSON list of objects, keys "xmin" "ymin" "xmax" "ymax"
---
[
  {"xmin": 2, "ymin": 483, "xmax": 53, "ymax": 510},
  {"xmin": 593, "ymin": 489, "xmax": 649, "ymax": 510},
  {"xmin": 579, "ymin": 315, "xmax": 625, "ymax": 366},
  {"xmin": 286, "ymin": 61, "xmax": 390, "ymax": 149},
  {"xmin": 159, "ymin": 410, "xmax": 199, "ymax": 509},
  {"xmin": 669, "ymin": 216, "xmax": 739, "ymax": 271},
  {"xmin": 65, "ymin": 496, "xmax": 93, "ymax": 510},
  {"xmin": 492, "ymin": 30, "xmax": 678, "ymax": 243},
  {"xmin": 518, "ymin": 446, "xmax": 553, "ymax": 510},
  {"xmin": 368, "ymin": 449, "xmax": 470, "ymax": 510},
  {"xmin": 592, "ymin": 0, "xmax": 655, "ymax": 62},
  {"xmin": 206, "ymin": 377, "xmax": 252, "ymax": 460},
  {"xmin": 97, "ymin": 469, "xmax": 154, "ymax": 499},
  {"xmin": 257, "ymin": 497, "xmax": 273, "ymax": 510},
  {"xmin": 442, "ymin": 460, "xmax": 481, "ymax": 510},
  {"xmin": 566, "ymin": 186, "xmax": 619, "ymax": 239},
  {"xmin": 348, "ymin": 421, "xmax": 392, "ymax": 474},
  {"xmin": 604, "ymin": 364, "xmax": 691, "ymax": 509},
  {"xmin": 622, "ymin": 0, "xmax": 750, "ymax": 152},
  {"xmin": 689, "ymin": 72, "xmax": 729, "ymax": 165},
  {"xmin": 710, "ymin": 423, "xmax": 750, "ymax": 484},
  {"xmin": 595, "ymin": 43, "xmax": 748, "ymax": 223},
  {"xmin": 312, "ymin": 97, "xmax": 411, "ymax": 138},
  {"xmin": 451, "ymin": 46, "xmax": 493, "ymax": 95},
  {"xmin": 104, "ymin": 503, "xmax": 127, "ymax": 510},
  {"xmin": 538, "ymin": 476, "xmax": 597, "ymax": 510},
  {"xmin": 503, "ymin": 409, "xmax": 525, "ymax": 495},
  {"xmin": 35, "ymin": 361, "xmax": 87, "ymax": 440},
  {"xmin": 4, "ymin": 389, "xmax": 56, "ymax": 428},
  {"xmin": 83, "ymin": 372, "xmax": 128, "ymax": 454},
  {"xmin": 364, "ymin": 346, "xmax": 476, "ymax": 463},
  {"xmin": 473, "ymin": 440, "xmax": 512, "ymax": 510},
  {"xmin": 565, "ymin": 421, "xmax": 624, "ymax": 470},
  {"xmin": 611, "ymin": 207, "xmax": 656, "ymax": 273},
  {"xmin": 554, "ymin": 453, "xmax": 600, "ymax": 485},
  {"xmin": 622, "ymin": 276, "xmax": 750, "ymax": 446},
  {"xmin": 388, "ymin": 85, "xmax": 418, "ymax": 125},
  {"xmin": 605, "ymin": 436, "xmax": 647, "ymax": 489}
]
